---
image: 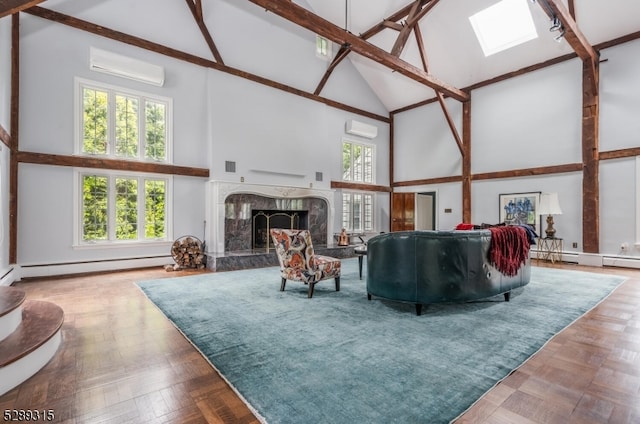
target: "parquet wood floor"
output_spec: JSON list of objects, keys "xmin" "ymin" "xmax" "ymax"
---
[{"xmin": 0, "ymin": 262, "xmax": 638, "ymax": 423}]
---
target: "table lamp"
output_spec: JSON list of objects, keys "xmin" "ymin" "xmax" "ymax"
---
[{"xmin": 538, "ymin": 192, "xmax": 562, "ymax": 238}]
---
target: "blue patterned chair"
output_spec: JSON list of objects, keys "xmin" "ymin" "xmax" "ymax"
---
[{"xmin": 270, "ymin": 229, "xmax": 341, "ymax": 298}]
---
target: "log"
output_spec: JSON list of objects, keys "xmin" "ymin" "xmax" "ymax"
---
[{"xmin": 171, "ymin": 236, "xmax": 206, "ymax": 270}]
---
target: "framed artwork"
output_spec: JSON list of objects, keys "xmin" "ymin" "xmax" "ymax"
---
[{"xmin": 499, "ymin": 191, "xmax": 540, "ymax": 234}]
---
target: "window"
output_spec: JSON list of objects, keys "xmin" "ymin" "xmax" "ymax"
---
[
  {"xmin": 316, "ymin": 35, "xmax": 332, "ymax": 60},
  {"xmin": 77, "ymin": 78, "xmax": 171, "ymax": 162},
  {"xmin": 78, "ymin": 170, "xmax": 171, "ymax": 244},
  {"xmin": 342, "ymin": 192, "xmax": 374, "ymax": 232},
  {"xmin": 469, "ymin": 0, "xmax": 538, "ymax": 57},
  {"xmin": 342, "ymin": 139, "xmax": 374, "ymax": 183}
]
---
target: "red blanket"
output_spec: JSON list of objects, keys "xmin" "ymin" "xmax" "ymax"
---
[{"xmin": 488, "ymin": 226, "xmax": 530, "ymax": 277}]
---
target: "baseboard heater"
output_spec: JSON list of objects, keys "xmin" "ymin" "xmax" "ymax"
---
[
  {"xmin": 530, "ymin": 250, "xmax": 640, "ymax": 269},
  {"xmin": 19, "ymin": 256, "xmax": 171, "ymax": 279}
]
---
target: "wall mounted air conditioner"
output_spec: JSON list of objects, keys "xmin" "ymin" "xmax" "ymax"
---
[
  {"xmin": 89, "ymin": 47, "xmax": 165, "ymax": 87},
  {"xmin": 345, "ymin": 119, "xmax": 378, "ymax": 139}
]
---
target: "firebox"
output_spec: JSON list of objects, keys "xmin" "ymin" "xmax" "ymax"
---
[{"xmin": 252, "ymin": 209, "xmax": 308, "ymax": 249}]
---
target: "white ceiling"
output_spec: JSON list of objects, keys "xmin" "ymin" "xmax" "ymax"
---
[{"xmin": 302, "ymin": 0, "xmax": 640, "ymax": 111}]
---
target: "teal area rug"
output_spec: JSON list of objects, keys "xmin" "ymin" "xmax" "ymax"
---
[{"xmin": 137, "ymin": 259, "xmax": 626, "ymax": 424}]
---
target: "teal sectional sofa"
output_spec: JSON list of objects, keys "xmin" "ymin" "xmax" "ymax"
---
[{"xmin": 366, "ymin": 230, "xmax": 531, "ymax": 315}]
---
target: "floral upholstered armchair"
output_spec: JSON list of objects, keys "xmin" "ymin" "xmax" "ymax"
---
[{"xmin": 270, "ymin": 228, "xmax": 341, "ymax": 298}]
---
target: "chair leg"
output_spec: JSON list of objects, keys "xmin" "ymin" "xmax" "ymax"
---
[
  {"xmin": 504, "ymin": 291, "xmax": 511, "ymax": 302},
  {"xmin": 308, "ymin": 282, "xmax": 315, "ymax": 298},
  {"xmin": 335, "ymin": 276, "xmax": 340, "ymax": 292},
  {"xmin": 280, "ymin": 277, "xmax": 287, "ymax": 291},
  {"xmin": 416, "ymin": 304, "xmax": 423, "ymax": 316}
]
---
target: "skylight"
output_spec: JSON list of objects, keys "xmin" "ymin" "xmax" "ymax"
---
[{"xmin": 469, "ymin": 0, "xmax": 538, "ymax": 57}]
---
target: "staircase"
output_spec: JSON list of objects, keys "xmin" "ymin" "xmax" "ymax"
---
[{"xmin": 0, "ymin": 286, "xmax": 64, "ymax": 396}]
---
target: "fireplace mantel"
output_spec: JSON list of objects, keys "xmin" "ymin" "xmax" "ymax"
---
[{"xmin": 205, "ymin": 180, "xmax": 335, "ymax": 253}]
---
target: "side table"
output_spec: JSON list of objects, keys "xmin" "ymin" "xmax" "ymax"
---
[
  {"xmin": 354, "ymin": 244, "xmax": 367, "ymax": 280},
  {"xmin": 536, "ymin": 237, "xmax": 563, "ymax": 263}
]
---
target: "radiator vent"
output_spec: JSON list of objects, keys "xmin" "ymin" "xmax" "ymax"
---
[
  {"xmin": 315, "ymin": 172, "xmax": 323, "ymax": 182},
  {"xmin": 225, "ymin": 161, "xmax": 236, "ymax": 173}
]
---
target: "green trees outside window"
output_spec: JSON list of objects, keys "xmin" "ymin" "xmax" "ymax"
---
[
  {"xmin": 115, "ymin": 95, "xmax": 139, "ymax": 158},
  {"xmin": 145, "ymin": 101, "xmax": 166, "ymax": 161},
  {"xmin": 342, "ymin": 140, "xmax": 373, "ymax": 183},
  {"xmin": 81, "ymin": 84, "xmax": 168, "ymax": 161},
  {"xmin": 145, "ymin": 179, "xmax": 166, "ymax": 239},
  {"xmin": 82, "ymin": 175, "xmax": 166, "ymax": 242},
  {"xmin": 83, "ymin": 89, "xmax": 108, "ymax": 155},
  {"xmin": 115, "ymin": 178, "xmax": 138, "ymax": 240},
  {"xmin": 82, "ymin": 175, "xmax": 108, "ymax": 240},
  {"xmin": 78, "ymin": 80, "xmax": 171, "ymax": 244}
]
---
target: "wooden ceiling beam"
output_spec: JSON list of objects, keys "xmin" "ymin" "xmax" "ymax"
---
[
  {"xmin": 360, "ymin": 0, "xmax": 430, "ymax": 39},
  {"xmin": 184, "ymin": 0, "xmax": 224, "ymax": 64},
  {"xmin": 391, "ymin": 0, "xmax": 440, "ymax": 57},
  {"xmin": 0, "ymin": 0, "xmax": 45, "ymax": 18},
  {"xmin": 382, "ymin": 21, "xmax": 404, "ymax": 32},
  {"xmin": 390, "ymin": 1, "xmax": 422, "ymax": 57},
  {"xmin": 539, "ymin": 0, "xmax": 597, "ymax": 64},
  {"xmin": 250, "ymin": 0, "xmax": 468, "ymax": 102},
  {"xmin": 406, "ymin": 0, "xmax": 440, "ymax": 28},
  {"xmin": 314, "ymin": 44, "xmax": 351, "ymax": 95},
  {"xmin": 315, "ymin": 2, "xmax": 417, "ymax": 95},
  {"xmin": 544, "ymin": 0, "xmax": 598, "ymax": 94},
  {"xmin": 315, "ymin": 0, "xmax": 435, "ymax": 95}
]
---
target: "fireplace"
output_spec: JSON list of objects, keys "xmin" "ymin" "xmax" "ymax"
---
[
  {"xmin": 204, "ymin": 181, "xmax": 351, "ymax": 271},
  {"xmin": 206, "ymin": 181, "xmax": 335, "ymax": 254}
]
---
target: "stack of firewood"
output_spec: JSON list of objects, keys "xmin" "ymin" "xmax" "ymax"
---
[{"xmin": 167, "ymin": 236, "xmax": 206, "ymax": 271}]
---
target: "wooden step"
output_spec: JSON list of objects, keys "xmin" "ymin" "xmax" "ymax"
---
[
  {"xmin": 0, "ymin": 286, "xmax": 26, "ymax": 317},
  {"xmin": 0, "ymin": 287, "xmax": 26, "ymax": 342},
  {"xmin": 0, "ymin": 300, "xmax": 64, "ymax": 368},
  {"xmin": 0, "ymin": 300, "xmax": 64, "ymax": 396}
]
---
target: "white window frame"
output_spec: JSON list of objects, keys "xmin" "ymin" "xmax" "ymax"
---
[
  {"xmin": 342, "ymin": 138, "xmax": 375, "ymax": 184},
  {"xmin": 316, "ymin": 35, "xmax": 332, "ymax": 60},
  {"xmin": 73, "ymin": 168, "xmax": 173, "ymax": 247},
  {"xmin": 74, "ymin": 77, "xmax": 173, "ymax": 163},
  {"xmin": 469, "ymin": 0, "xmax": 538, "ymax": 57},
  {"xmin": 342, "ymin": 191, "xmax": 375, "ymax": 233}
]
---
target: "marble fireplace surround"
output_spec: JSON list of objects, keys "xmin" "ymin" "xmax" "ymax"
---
[{"xmin": 205, "ymin": 181, "xmax": 335, "ymax": 254}]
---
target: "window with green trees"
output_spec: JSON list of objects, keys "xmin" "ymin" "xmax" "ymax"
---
[
  {"xmin": 341, "ymin": 139, "xmax": 375, "ymax": 232},
  {"xmin": 77, "ymin": 79, "xmax": 171, "ymax": 245},
  {"xmin": 81, "ymin": 173, "xmax": 168, "ymax": 242},
  {"xmin": 79, "ymin": 79, "xmax": 170, "ymax": 161},
  {"xmin": 342, "ymin": 140, "xmax": 374, "ymax": 183}
]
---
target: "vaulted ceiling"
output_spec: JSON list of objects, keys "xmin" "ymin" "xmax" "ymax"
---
[
  {"xmin": 301, "ymin": 0, "xmax": 640, "ymax": 110},
  {"xmin": 3, "ymin": 0, "xmax": 640, "ymax": 113}
]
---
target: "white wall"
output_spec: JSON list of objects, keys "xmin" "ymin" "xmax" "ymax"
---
[
  {"xmin": 393, "ymin": 40, "xmax": 640, "ymax": 260},
  {"xmin": 0, "ymin": 17, "xmax": 12, "ymax": 281},
  {"xmin": 394, "ymin": 98, "xmax": 463, "ymax": 181},
  {"xmin": 472, "ymin": 60, "xmax": 583, "ymax": 173},
  {"xmin": 11, "ymin": 1, "xmax": 391, "ymax": 274},
  {"xmin": 207, "ymin": 68, "xmax": 391, "ymax": 236},
  {"xmin": 599, "ymin": 39, "xmax": 640, "ymax": 256},
  {"xmin": 0, "ymin": 17, "xmax": 10, "ymax": 128},
  {"xmin": 16, "ymin": 15, "xmax": 209, "ymax": 270}
]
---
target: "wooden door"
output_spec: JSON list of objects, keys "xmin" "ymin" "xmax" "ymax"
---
[{"xmin": 391, "ymin": 192, "xmax": 415, "ymax": 231}]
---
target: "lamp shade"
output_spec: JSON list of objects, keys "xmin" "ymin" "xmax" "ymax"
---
[{"xmin": 538, "ymin": 192, "xmax": 562, "ymax": 215}]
